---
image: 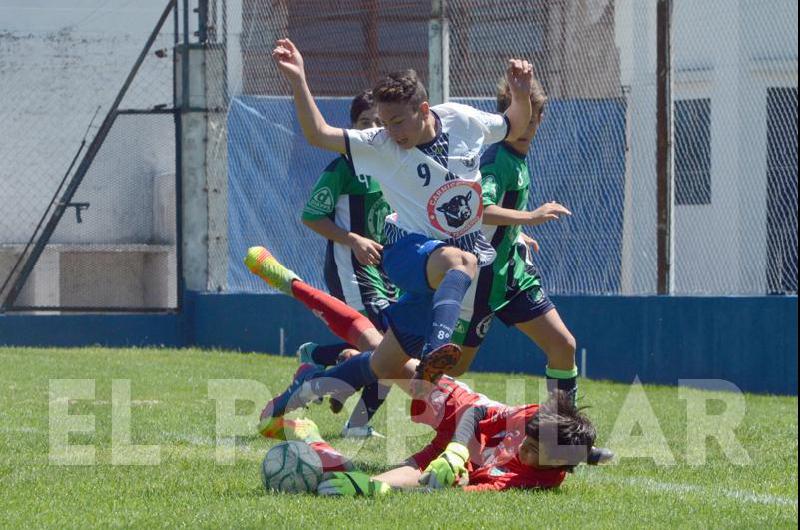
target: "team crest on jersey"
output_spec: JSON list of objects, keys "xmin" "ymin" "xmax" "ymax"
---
[
  {"xmin": 363, "ymin": 129, "xmax": 380, "ymax": 145},
  {"xmin": 306, "ymin": 186, "xmax": 334, "ymax": 215},
  {"xmin": 428, "ymin": 180, "xmax": 483, "ymax": 238},
  {"xmin": 367, "ymin": 200, "xmax": 393, "ymax": 241},
  {"xmin": 482, "ymin": 174, "xmax": 497, "ymax": 201},
  {"xmin": 460, "ymin": 153, "xmax": 478, "ymax": 170}
]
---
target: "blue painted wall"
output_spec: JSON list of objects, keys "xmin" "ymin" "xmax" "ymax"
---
[
  {"xmin": 1, "ymin": 294, "xmax": 796, "ymax": 395},
  {"xmin": 0, "ymin": 313, "xmax": 183, "ymax": 348}
]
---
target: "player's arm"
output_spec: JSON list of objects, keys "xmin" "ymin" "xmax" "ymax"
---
[
  {"xmin": 418, "ymin": 406, "xmax": 487, "ymax": 489},
  {"xmin": 272, "ymin": 38, "xmax": 346, "ymax": 153},
  {"xmin": 483, "ymin": 202, "xmax": 572, "ymax": 227},
  {"xmin": 503, "ymin": 59, "xmax": 534, "ymax": 142},
  {"xmin": 302, "ymin": 217, "xmax": 383, "ymax": 266}
]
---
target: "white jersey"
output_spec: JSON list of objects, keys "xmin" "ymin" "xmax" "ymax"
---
[{"xmin": 344, "ymin": 102, "xmax": 509, "ymax": 245}]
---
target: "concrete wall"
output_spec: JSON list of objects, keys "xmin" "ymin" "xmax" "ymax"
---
[{"xmin": 0, "ymin": 1, "xmax": 181, "ymax": 308}]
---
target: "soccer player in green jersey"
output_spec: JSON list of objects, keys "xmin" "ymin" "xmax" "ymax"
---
[
  {"xmin": 451, "ymin": 77, "xmax": 580, "ymax": 402},
  {"xmin": 300, "ymin": 90, "xmax": 398, "ymax": 438}
]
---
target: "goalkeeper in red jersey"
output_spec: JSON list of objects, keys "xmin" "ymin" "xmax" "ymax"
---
[{"xmin": 271, "ymin": 377, "xmax": 595, "ymax": 495}]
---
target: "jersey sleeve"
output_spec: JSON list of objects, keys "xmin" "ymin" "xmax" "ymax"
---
[
  {"xmin": 463, "ymin": 472, "xmax": 563, "ymax": 492},
  {"xmin": 344, "ymin": 127, "xmax": 393, "ymax": 182},
  {"xmin": 456, "ymin": 103, "xmax": 510, "ymax": 145},
  {"xmin": 301, "ymin": 159, "xmax": 345, "ymax": 221},
  {"xmin": 481, "ymin": 152, "xmax": 513, "ymax": 206},
  {"xmin": 481, "ymin": 171, "xmax": 505, "ymax": 207}
]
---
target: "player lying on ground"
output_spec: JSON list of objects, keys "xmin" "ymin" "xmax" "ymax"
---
[
  {"xmin": 244, "ymin": 246, "xmax": 612, "ymax": 465},
  {"xmin": 301, "ymin": 89, "xmax": 399, "ymax": 438},
  {"xmin": 270, "ymin": 383, "xmax": 596, "ymax": 495},
  {"xmin": 271, "ymin": 38, "xmax": 533, "ymax": 402}
]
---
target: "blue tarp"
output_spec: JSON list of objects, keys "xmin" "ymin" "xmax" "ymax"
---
[{"xmin": 227, "ymin": 96, "xmax": 626, "ymax": 294}]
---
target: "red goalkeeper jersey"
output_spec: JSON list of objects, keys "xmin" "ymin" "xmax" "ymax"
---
[{"xmin": 410, "ymin": 377, "xmax": 566, "ymax": 491}]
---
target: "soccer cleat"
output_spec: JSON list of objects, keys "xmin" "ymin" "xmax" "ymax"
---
[
  {"xmin": 257, "ymin": 363, "xmax": 322, "ymax": 437},
  {"xmin": 244, "ymin": 246, "xmax": 299, "ymax": 297},
  {"xmin": 296, "ymin": 342, "xmax": 319, "ymax": 366},
  {"xmin": 341, "ymin": 423, "xmax": 385, "ymax": 439},
  {"xmin": 257, "ymin": 416, "xmax": 288, "ymax": 440},
  {"xmin": 256, "ymin": 417, "xmax": 321, "ymax": 442},
  {"xmin": 413, "ymin": 343, "xmax": 462, "ymax": 385},
  {"xmin": 295, "ymin": 343, "xmax": 325, "ymax": 405},
  {"xmin": 287, "ymin": 418, "xmax": 323, "ymax": 443},
  {"xmin": 587, "ymin": 446, "xmax": 614, "ymax": 465}
]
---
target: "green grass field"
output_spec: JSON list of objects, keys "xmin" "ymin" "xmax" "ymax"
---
[{"xmin": 0, "ymin": 347, "xmax": 797, "ymax": 528}]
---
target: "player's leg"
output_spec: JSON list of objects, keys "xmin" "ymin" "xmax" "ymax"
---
[
  {"xmin": 496, "ymin": 287, "xmax": 578, "ymax": 401},
  {"xmin": 444, "ymin": 276, "xmax": 494, "ymax": 377},
  {"xmin": 264, "ymin": 417, "xmax": 354, "ymax": 472},
  {"xmin": 245, "ymin": 246, "xmax": 380, "ymax": 350},
  {"xmin": 424, "ymin": 246, "xmax": 478, "ymax": 354},
  {"xmin": 514, "ymin": 307, "xmax": 576, "ymax": 371},
  {"xmin": 380, "ymin": 235, "xmax": 465, "ymax": 382},
  {"xmin": 260, "ymin": 326, "xmax": 411, "ymax": 425},
  {"xmin": 340, "ymin": 274, "xmax": 397, "ymax": 437}
]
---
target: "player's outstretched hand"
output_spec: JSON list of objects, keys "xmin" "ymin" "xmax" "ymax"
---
[
  {"xmin": 317, "ymin": 471, "xmax": 391, "ymax": 497},
  {"xmin": 348, "ymin": 234, "xmax": 383, "ymax": 266},
  {"xmin": 519, "ymin": 232, "xmax": 540, "ymax": 254},
  {"xmin": 506, "ymin": 58, "xmax": 533, "ymax": 98},
  {"xmin": 526, "ymin": 201, "xmax": 572, "ymax": 226},
  {"xmin": 272, "ymin": 38, "xmax": 306, "ymax": 82},
  {"xmin": 418, "ymin": 442, "xmax": 469, "ymax": 489}
]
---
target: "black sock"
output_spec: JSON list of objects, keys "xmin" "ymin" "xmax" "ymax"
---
[
  {"xmin": 311, "ymin": 342, "xmax": 352, "ymax": 366},
  {"xmin": 346, "ymin": 382, "xmax": 390, "ymax": 428}
]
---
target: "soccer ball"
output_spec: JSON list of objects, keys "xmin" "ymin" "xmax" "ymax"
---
[{"xmin": 261, "ymin": 441, "xmax": 323, "ymax": 494}]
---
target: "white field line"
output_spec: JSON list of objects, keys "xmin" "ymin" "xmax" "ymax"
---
[{"xmin": 584, "ymin": 473, "xmax": 798, "ymax": 508}]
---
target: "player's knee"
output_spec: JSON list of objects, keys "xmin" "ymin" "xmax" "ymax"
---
[
  {"xmin": 563, "ymin": 333, "xmax": 577, "ymax": 356},
  {"xmin": 548, "ymin": 332, "xmax": 576, "ymax": 362},
  {"xmin": 458, "ymin": 251, "xmax": 478, "ymax": 276},
  {"xmin": 443, "ymin": 249, "xmax": 476, "ymax": 277}
]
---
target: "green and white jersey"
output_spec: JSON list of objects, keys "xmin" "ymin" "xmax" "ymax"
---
[
  {"xmin": 478, "ymin": 143, "xmax": 542, "ymax": 312},
  {"xmin": 302, "ymin": 156, "xmax": 398, "ymax": 325}
]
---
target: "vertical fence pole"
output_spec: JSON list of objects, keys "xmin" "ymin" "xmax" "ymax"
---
[
  {"xmin": 428, "ymin": 0, "xmax": 449, "ymax": 105},
  {"xmin": 656, "ymin": 0, "xmax": 673, "ymax": 294}
]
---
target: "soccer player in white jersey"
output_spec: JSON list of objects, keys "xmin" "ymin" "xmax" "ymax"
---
[{"xmin": 261, "ymin": 38, "xmax": 532, "ymax": 422}]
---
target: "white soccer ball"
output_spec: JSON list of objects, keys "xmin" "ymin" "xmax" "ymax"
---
[{"xmin": 261, "ymin": 441, "xmax": 323, "ymax": 494}]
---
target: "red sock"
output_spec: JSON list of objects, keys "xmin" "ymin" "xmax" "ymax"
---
[
  {"xmin": 290, "ymin": 281, "xmax": 376, "ymax": 346},
  {"xmin": 309, "ymin": 441, "xmax": 353, "ymax": 472}
]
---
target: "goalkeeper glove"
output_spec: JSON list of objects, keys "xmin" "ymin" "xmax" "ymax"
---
[
  {"xmin": 418, "ymin": 442, "xmax": 470, "ymax": 489},
  {"xmin": 316, "ymin": 471, "xmax": 391, "ymax": 497}
]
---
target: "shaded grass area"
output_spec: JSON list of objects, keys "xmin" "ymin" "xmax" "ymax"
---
[{"xmin": 0, "ymin": 347, "xmax": 797, "ymax": 528}]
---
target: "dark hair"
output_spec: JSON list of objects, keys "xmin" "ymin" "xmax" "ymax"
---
[
  {"xmin": 496, "ymin": 75, "xmax": 548, "ymax": 115},
  {"xmin": 526, "ymin": 390, "xmax": 596, "ymax": 469},
  {"xmin": 349, "ymin": 90, "xmax": 375, "ymax": 126},
  {"xmin": 372, "ymin": 70, "xmax": 428, "ymax": 108}
]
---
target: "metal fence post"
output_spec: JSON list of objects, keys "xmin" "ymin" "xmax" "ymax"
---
[{"xmin": 428, "ymin": 0, "xmax": 449, "ymax": 105}]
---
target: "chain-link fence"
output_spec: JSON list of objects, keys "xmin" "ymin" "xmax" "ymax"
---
[
  {"xmin": 0, "ymin": 0, "xmax": 178, "ymax": 310},
  {"xmin": 213, "ymin": 0, "xmax": 796, "ymax": 296},
  {"xmin": 2, "ymin": 0, "xmax": 797, "ymax": 305}
]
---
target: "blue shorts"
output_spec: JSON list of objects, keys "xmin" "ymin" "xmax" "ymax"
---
[
  {"xmin": 460, "ymin": 286, "xmax": 556, "ymax": 348},
  {"xmin": 381, "ymin": 233, "xmax": 444, "ymax": 295},
  {"xmin": 381, "ymin": 233, "xmax": 446, "ymax": 358}
]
